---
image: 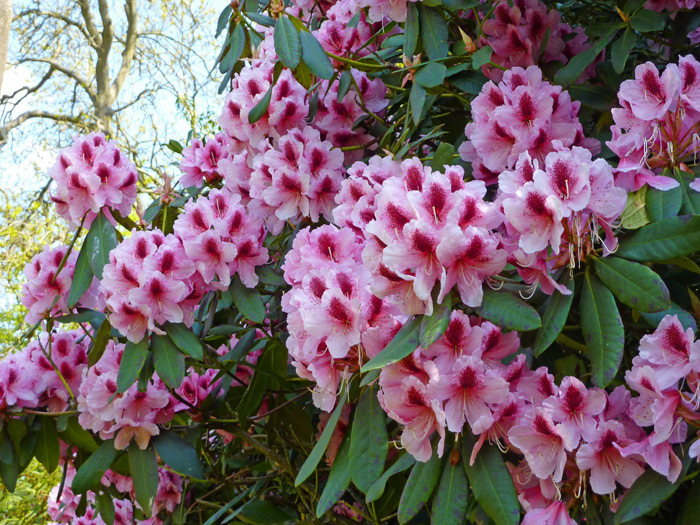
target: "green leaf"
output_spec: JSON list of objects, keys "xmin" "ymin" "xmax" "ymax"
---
[
  {"xmin": 613, "ymin": 451, "xmax": 691, "ymax": 524},
  {"xmin": 230, "ymin": 277, "xmax": 266, "ymax": 323},
  {"xmin": 128, "ymin": 446, "xmax": 160, "ymax": 518},
  {"xmin": 580, "ymin": 272, "xmax": 624, "ymax": 388},
  {"xmin": 295, "ymin": 390, "xmax": 347, "ymax": 486},
  {"xmin": 611, "ymin": 28, "xmax": 637, "ymax": 74},
  {"xmin": 274, "ymin": 17, "xmax": 301, "ymax": 69},
  {"xmin": 404, "ymin": 3, "xmax": 419, "ymax": 58},
  {"xmin": 239, "ymin": 500, "xmax": 298, "ymax": 524},
  {"xmin": 533, "ymin": 281, "xmax": 575, "ymax": 357},
  {"xmin": 678, "ymin": 477, "xmax": 700, "ymax": 525},
  {"xmin": 96, "ymin": 491, "xmax": 116, "ymax": 525},
  {"xmin": 235, "ymin": 343, "xmax": 276, "ymax": 423},
  {"xmin": 617, "ymin": 215, "xmax": 700, "ymax": 261},
  {"xmin": 463, "ymin": 439, "xmax": 520, "ymax": 525},
  {"xmin": 641, "ymin": 301, "xmax": 697, "ymax": 332},
  {"xmin": 397, "ymin": 449, "xmax": 442, "ymax": 524},
  {"xmin": 299, "ymin": 30, "xmax": 334, "ymax": 80},
  {"xmin": 58, "ymin": 416, "xmax": 99, "ymax": 453},
  {"xmin": 449, "ymin": 70, "xmax": 487, "ymax": 95},
  {"xmin": 216, "ymin": 5, "xmax": 233, "ymax": 38},
  {"xmin": 646, "ymin": 184, "xmax": 682, "ymax": 222},
  {"xmin": 568, "ymin": 84, "xmax": 615, "ymax": 111},
  {"xmin": 117, "ymin": 338, "xmax": 149, "ymax": 393},
  {"xmin": 34, "ymin": 417, "xmax": 60, "ymax": 474},
  {"xmin": 350, "ymin": 385, "xmax": 388, "ymax": 493},
  {"xmin": 88, "ymin": 318, "xmax": 112, "ymax": 367},
  {"xmin": 248, "ymin": 84, "xmax": 273, "ymax": 124},
  {"xmin": 72, "ymin": 440, "xmax": 119, "ymax": 494},
  {"xmin": 476, "ymin": 289, "xmax": 541, "ymax": 331},
  {"xmin": 621, "ymin": 187, "xmax": 650, "ymax": 229},
  {"xmin": 630, "ymin": 9, "xmax": 666, "ymax": 32},
  {"xmin": 55, "ymin": 308, "xmax": 105, "ymax": 325},
  {"xmin": 419, "ymin": 6, "xmax": 448, "ymax": 60},
  {"xmin": 85, "ymin": 212, "xmax": 118, "ymax": 280},
  {"xmin": 410, "ymin": 83, "xmax": 426, "ymax": 126},
  {"xmin": 337, "ymin": 70, "xmax": 352, "ymax": 102},
  {"xmin": 256, "ymin": 265, "xmax": 287, "ymax": 287},
  {"xmin": 676, "ymin": 168, "xmax": 700, "ymax": 215},
  {"xmin": 68, "ymin": 239, "xmax": 94, "ymax": 307},
  {"xmin": 592, "ymin": 256, "xmax": 670, "ymax": 313},
  {"xmin": 366, "ymin": 453, "xmax": 416, "ymax": 503},
  {"xmin": 429, "ymin": 143, "xmax": 454, "ymax": 172},
  {"xmin": 164, "ymin": 322, "xmax": 204, "ymax": 360},
  {"xmin": 420, "ymin": 294, "xmax": 452, "ymax": 348},
  {"xmin": 0, "ymin": 445, "xmax": 18, "ymax": 492},
  {"xmin": 316, "ymin": 432, "xmax": 352, "ymax": 517},
  {"xmin": 442, "ymin": 0, "xmax": 479, "ymax": 10},
  {"xmin": 361, "ymin": 317, "xmax": 421, "ymax": 372},
  {"xmin": 220, "ymin": 22, "xmax": 246, "ymax": 73},
  {"xmin": 471, "ymin": 45, "xmax": 492, "ymax": 70},
  {"xmin": 554, "ymin": 28, "xmax": 617, "ymax": 86},
  {"xmin": 431, "ymin": 453, "xmax": 469, "ymax": 525},
  {"xmin": 416, "ymin": 62, "xmax": 447, "ymax": 88},
  {"xmin": 153, "ymin": 431, "xmax": 204, "ymax": 479},
  {"xmin": 152, "ymin": 334, "xmax": 185, "ymax": 389}
]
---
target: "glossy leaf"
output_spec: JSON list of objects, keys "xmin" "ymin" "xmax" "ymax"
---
[
  {"xmin": 617, "ymin": 215, "xmax": 700, "ymax": 261},
  {"xmin": 58, "ymin": 417, "xmax": 99, "ymax": 453},
  {"xmin": 117, "ymin": 338, "xmax": 149, "ymax": 393},
  {"xmin": 416, "ymin": 62, "xmax": 447, "ymax": 88},
  {"xmin": 611, "ymin": 28, "xmax": 637, "ymax": 74},
  {"xmin": 164, "ymin": 322, "xmax": 204, "ymax": 360},
  {"xmin": 236, "ymin": 343, "xmax": 277, "ymax": 423},
  {"xmin": 630, "ymin": 9, "xmax": 666, "ymax": 32},
  {"xmin": 152, "ymin": 334, "xmax": 185, "ymax": 389},
  {"xmin": 476, "ymin": 289, "xmax": 541, "ymax": 331},
  {"xmin": 397, "ymin": 449, "xmax": 442, "ymax": 523},
  {"xmin": 533, "ymin": 281, "xmax": 575, "ymax": 357},
  {"xmin": 646, "ymin": 184, "xmax": 682, "ymax": 222},
  {"xmin": 621, "ymin": 187, "xmax": 650, "ymax": 229},
  {"xmin": 641, "ymin": 301, "xmax": 697, "ymax": 332},
  {"xmin": 404, "ymin": 3, "xmax": 419, "ymax": 58},
  {"xmin": 128, "ymin": 446, "xmax": 159, "ymax": 518},
  {"xmin": 34, "ymin": 417, "xmax": 60, "ymax": 474},
  {"xmin": 300, "ymin": 30, "xmax": 334, "ymax": 80},
  {"xmin": 248, "ymin": 84, "xmax": 273, "ymax": 124},
  {"xmin": 85, "ymin": 212, "xmax": 118, "ymax": 280},
  {"xmin": 361, "ymin": 317, "xmax": 421, "ymax": 372},
  {"xmin": 67, "ymin": 239, "xmax": 94, "ymax": 307},
  {"xmin": 429, "ymin": 143, "xmax": 454, "ymax": 171},
  {"xmin": 349, "ymin": 385, "xmax": 388, "ymax": 493},
  {"xmin": 230, "ymin": 277, "xmax": 266, "ymax": 323},
  {"xmin": 580, "ymin": 272, "xmax": 624, "ymax": 388},
  {"xmin": 431, "ymin": 453, "xmax": 469, "ymax": 524},
  {"xmin": 410, "ymin": 83, "xmax": 426, "ymax": 126},
  {"xmin": 72, "ymin": 440, "xmax": 119, "ymax": 494},
  {"xmin": 676, "ymin": 168, "xmax": 700, "ymax": 215},
  {"xmin": 554, "ymin": 29, "xmax": 616, "ymax": 86},
  {"xmin": 471, "ymin": 45, "xmax": 492, "ymax": 69},
  {"xmin": 274, "ymin": 17, "xmax": 301, "ymax": 69},
  {"xmin": 215, "ymin": 5, "xmax": 232, "ymax": 38},
  {"xmin": 96, "ymin": 492, "xmax": 116, "ymax": 525},
  {"xmin": 592, "ymin": 257, "xmax": 670, "ymax": 313},
  {"xmin": 153, "ymin": 431, "xmax": 204, "ymax": 479},
  {"xmin": 239, "ymin": 500, "xmax": 298, "ymax": 524},
  {"xmin": 316, "ymin": 432, "xmax": 352, "ymax": 517},
  {"xmin": 366, "ymin": 453, "xmax": 416, "ymax": 503},
  {"xmin": 419, "ymin": 293, "xmax": 451, "ymax": 348},
  {"xmin": 419, "ymin": 6, "xmax": 448, "ymax": 60},
  {"xmin": 88, "ymin": 318, "xmax": 112, "ymax": 367}
]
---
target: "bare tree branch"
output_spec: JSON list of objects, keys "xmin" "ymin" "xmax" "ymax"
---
[
  {"xmin": 16, "ymin": 57, "xmax": 96, "ymax": 103},
  {"xmin": 14, "ymin": 9, "xmax": 91, "ymax": 43},
  {"xmin": 0, "ymin": 109, "xmax": 84, "ymax": 143},
  {"xmin": 113, "ymin": 87, "xmax": 153, "ymax": 113},
  {"xmin": 78, "ymin": 0, "xmax": 101, "ymax": 47},
  {"xmin": 0, "ymin": 66, "xmax": 54, "ymax": 106}
]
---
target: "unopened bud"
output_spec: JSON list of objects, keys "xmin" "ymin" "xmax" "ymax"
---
[
  {"xmin": 449, "ymin": 447, "xmax": 460, "ymax": 466},
  {"xmin": 459, "ymin": 27, "xmax": 477, "ymax": 54}
]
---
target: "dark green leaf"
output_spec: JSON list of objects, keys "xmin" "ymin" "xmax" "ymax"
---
[
  {"xmin": 166, "ymin": 139, "xmax": 183, "ymax": 154},
  {"xmin": 316, "ymin": 432, "xmax": 352, "ymax": 517},
  {"xmin": 221, "ymin": 22, "xmax": 246, "ymax": 73},
  {"xmin": 230, "ymin": 277, "xmax": 266, "ymax": 323},
  {"xmin": 72, "ymin": 440, "xmax": 119, "ymax": 494},
  {"xmin": 398, "ymin": 450, "xmax": 442, "ymax": 524},
  {"xmin": 295, "ymin": 390, "xmax": 347, "ymax": 486},
  {"xmin": 164, "ymin": 322, "xmax": 204, "ymax": 360},
  {"xmin": 678, "ymin": 478, "xmax": 700, "ymax": 525},
  {"xmin": 533, "ymin": 281, "xmax": 575, "ymax": 357},
  {"xmin": 554, "ymin": 29, "xmax": 617, "ymax": 86},
  {"xmin": 611, "ymin": 28, "xmax": 637, "ymax": 74},
  {"xmin": 338, "ymin": 70, "xmax": 352, "ymax": 102},
  {"xmin": 300, "ymin": 30, "xmax": 334, "ymax": 80},
  {"xmin": 429, "ymin": 143, "xmax": 454, "ymax": 172},
  {"xmin": 419, "ymin": 6, "xmax": 448, "ymax": 60},
  {"xmin": 0, "ymin": 446, "xmax": 18, "ymax": 492},
  {"xmin": 442, "ymin": 0, "xmax": 479, "ymax": 9},
  {"xmin": 361, "ymin": 317, "xmax": 421, "ymax": 372},
  {"xmin": 630, "ymin": 9, "xmax": 666, "ymax": 32},
  {"xmin": 592, "ymin": 256, "xmax": 670, "ymax": 313},
  {"xmin": 248, "ymin": 84, "xmax": 273, "ymax": 124},
  {"xmin": 646, "ymin": 184, "xmax": 682, "ymax": 222},
  {"xmin": 216, "ymin": 5, "xmax": 233, "ymax": 38},
  {"xmin": 96, "ymin": 491, "xmax": 116, "ymax": 525},
  {"xmin": 88, "ymin": 319, "xmax": 112, "ymax": 367},
  {"xmin": 676, "ymin": 168, "xmax": 700, "ymax": 215},
  {"xmin": 68, "ymin": 239, "xmax": 94, "ymax": 307},
  {"xmin": 416, "ymin": 62, "xmax": 447, "ymax": 88},
  {"xmin": 117, "ymin": 338, "xmax": 149, "ymax": 393},
  {"xmin": 222, "ymin": 329, "xmax": 258, "ymax": 362},
  {"xmin": 239, "ymin": 500, "xmax": 298, "ymax": 524},
  {"xmin": 274, "ymin": 17, "xmax": 301, "ymax": 69},
  {"xmin": 463, "ymin": 439, "xmax": 520, "ymax": 525},
  {"xmin": 431, "ymin": 453, "xmax": 469, "ymax": 524},
  {"xmin": 404, "ymin": 3, "xmax": 419, "ymax": 58},
  {"xmin": 350, "ymin": 385, "xmax": 388, "ymax": 493},
  {"xmin": 236, "ymin": 344, "xmax": 275, "ymax": 423},
  {"xmin": 128, "ymin": 446, "xmax": 160, "ymax": 518},
  {"xmin": 152, "ymin": 334, "xmax": 185, "ymax": 389},
  {"xmin": 568, "ymin": 84, "xmax": 615, "ymax": 111},
  {"xmin": 449, "ymin": 70, "xmax": 487, "ymax": 94},
  {"xmin": 476, "ymin": 289, "xmax": 541, "ymax": 331},
  {"xmin": 641, "ymin": 301, "xmax": 697, "ymax": 332},
  {"xmin": 256, "ymin": 265, "xmax": 287, "ymax": 287},
  {"xmin": 410, "ymin": 83, "xmax": 426, "ymax": 126},
  {"xmin": 85, "ymin": 212, "xmax": 118, "ymax": 280},
  {"xmin": 617, "ymin": 215, "xmax": 700, "ymax": 261},
  {"xmin": 34, "ymin": 417, "xmax": 60, "ymax": 474},
  {"xmin": 366, "ymin": 453, "xmax": 416, "ymax": 503},
  {"xmin": 580, "ymin": 272, "xmax": 624, "ymax": 388},
  {"xmin": 471, "ymin": 45, "xmax": 492, "ymax": 70},
  {"xmin": 55, "ymin": 309, "xmax": 105, "ymax": 325},
  {"xmin": 153, "ymin": 431, "xmax": 204, "ymax": 479},
  {"xmin": 58, "ymin": 417, "xmax": 99, "ymax": 453},
  {"xmin": 420, "ymin": 293, "xmax": 452, "ymax": 348}
]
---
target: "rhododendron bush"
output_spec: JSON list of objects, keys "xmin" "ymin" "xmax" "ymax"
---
[{"xmin": 3, "ymin": 0, "xmax": 700, "ymax": 523}]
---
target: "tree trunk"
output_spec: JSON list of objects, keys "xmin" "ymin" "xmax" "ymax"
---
[{"xmin": 0, "ymin": 0, "xmax": 11, "ymax": 94}]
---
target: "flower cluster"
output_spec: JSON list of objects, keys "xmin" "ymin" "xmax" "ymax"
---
[
  {"xmin": 180, "ymin": 132, "xmax": 234, "ymax": 188},
  {"xmin": 480, "ymin": 0, "xmax": 595, "ymax": 82},
  {"xmin": 459, "ymin": 66, "xmax": 599, "ymax": 184},
  {"xmin": 608, "ymin": 55, "xmax": 700, "ymax": 191},
  {"xmin": 49, "ymin": 132, "xmax": 138, "ymax": 228}
]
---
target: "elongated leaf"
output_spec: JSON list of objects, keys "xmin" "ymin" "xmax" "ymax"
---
[
  {"xmin": 617, "ymin": 215, "xmax": 700, "ymax": 261},
  {"xmin": 533, "ymin": 281, "xmax": 575, "ymax": 357},
  {"xmin": 55, "ymin": 309, "xmax": 105, "ymax": 325},
  {"xmin": 416, "ymin": 62, "xmax": 447, "ymax": 88},
  {"xmin": 554, "ymin": 29, "xmax": 616, "ymax": 86},
  {"xmin": 153, "ymin": 431, "xmax": 204, "ymax": 479},
  {"xmin": 0, "ymin": 446, "xmax": 18, "ymax": 492},
  {"xmin": 216, "ymin": 5, "xmax": 233, "ymax": 38},
  {"xmin": 420, "ymin": 294, "xmax": 451, "ymax": 348},
  {"xmin": 85, "ymin": 212, "xmax": 118, "ymax": 280},
  {"xmin": 295, "ymin": 390, "xmax": 347, "ymax": 486},
  {"xmin": 316, "ymin": 432, "xmax": 352, "ymax": 517},
  {"xmin": 613, "ymin": 451, "xmax": 691, "ymax": 524},
  {"xmin": 58, "ymin": 417, "xmax": 99, "ymax": 453},
  {"xmin": 431, "ymin": 454, "xmax": 469, "ymax": 524},
  {"xmin": 630, "ymin": 9, "xmax": 666, "ymax": 32},
  {"xmin": 164, "ymin": 322, "xmax": 203, "ymax": 360},
  {"xmin": 366, "ymin": 453, "xmax": 416, "ymax": 503},
  {"xmin": 611, "ymin": 28, "xmax": 637, "ymax": 74},
  {"xmin": 410, "ymin": 83, "xmax": 426, "ymax": 126},
  {"xmin": 117, "ymin": 338, "xmax": 149, "ymax": 393},
  {"xmin": 68, "ymin": 239, "xmax": 94, "ymax": 307},
  {"xmin": 592, "ymin": 257, "xmax": 670, "ymax": 313},
  {"xmin": 463, "ymin": 439, "xmax": 520, "ymax": 525},
  {"xmin": 152, "ymin": 334, "xmax": 185, "ymax": 389},
  {"xmin": 361, "ymin": 317, "xmax": 421, "ymax": 372},
  {"xmin": 580, "ymin": 272, "xmax": 624, "ymax": 388},
  {"xmin": 449, "ymin": 70, "xmax": 487, "ymax": 95},
  {"xmin": 678, "ymin": 477, "xmax": 700, "ymax": 525},
  {"xmin": 274, "ymin": 17, "xmax": 301, "ymax": 69},
  {"xmin": 676, "ymin": 168, "xmax": 700, "ymax": 215},
  {"xmin": 349, "ymin": 385, "xmax": 388, "ymax": 493},
  {"xmin": 419, "ymin": 6, "xmax": 448, "ymax": 60},
  {"xmin": 337, "ymin": 70, "xmax": 352, "ymax": 102},
  {"xmin": 88, "ymin": 319, "xmax": 112, "ymax": 367},
  {"xmin": 96, "ymin": 491, "xmax": 116, "ymax": 525},
  {"xmin": 646, "ymin": 184, "xmax": 682, "ymax": 222},
  {"xmin": 471, "ymin": 45, "xmax": 492, "ymax": 70},
  {"xmin": 230, "ymin": 277, "xmax": 266, "ymax": 323},
  {"xmin": 300, "ymin": 30, "xmax": 333, "ymax": 80},
  {"xmin": 248, "ymin": 84, "xmax": 273, "ymax": 124},
  {"xmin": 476, "ymin": 289, "xmax": 541, "ymax": 331},
  {"xmin": 128, "ymin": 446, "xmax": 159, "ymax": 518},
  {"xmin": 621, "ymin": 187, "xmax": 650, "ymax": 229},
  {"xmin": 236, "ymin": 343, "xmax": 276, "ymax": 423},
  {"xmin": 568, "ymin": 84, "xmax": 615, "ymax": 111},
  {"xmin": 239, "ymin": 500, "xmax": 298, "ymax": 524},
  {"xmin": 430, "ymin": 143, "xmax": 454, "ymax": 172},
  {"xmin": 72, "ymin": 440, "xmax": 119, "ymax": 494},
  {"xmin": 398, "ymin": 450, "xmax": 442, "ymax": 524},
  {"xmin": 404, "ymin": 3, "xmax": 419, "ymax": 58},
  {"xmin": 641, "ymin": 300, "xmax": 697, "ymax": 332},
  {"xmin": 34, "ymin": 417, "xmax": 60, "ymax": 474}
]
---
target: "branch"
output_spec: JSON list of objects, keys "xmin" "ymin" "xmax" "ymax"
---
[
  {"xmin": 0, "ymin": 66, "xmax": 55, "ymax": 106},
  {"xmin": 14, "ymin": 9, "xmax": 91, "ymax": 44},
  {"xmin": 95, "ymin": 0, "xmax": 114, "ymax": 99},
  {"xmin": 112, "ymin": 88, "xmax": 153, "ymax": 113},
  {"xmin": 16, "ymin": 58, "xmax": 96, "ymax": 104},
  {"xmin": 0, "ymin": 110, "xmax": 84, "ymax": 144},
  {"xmin": 111, "ymin": 0, "xmax": 138, "ymax": 99},
  {"xmin": 78, "ymin": 0, "xmax": 101, "ymax": 47}
]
